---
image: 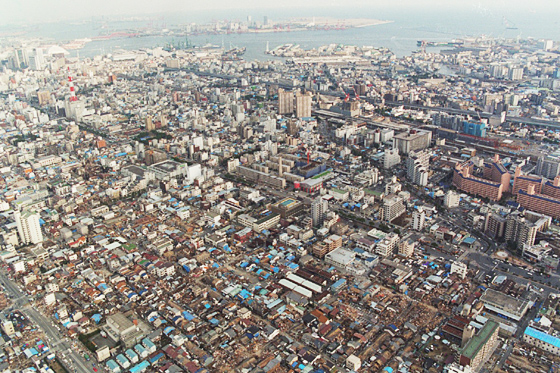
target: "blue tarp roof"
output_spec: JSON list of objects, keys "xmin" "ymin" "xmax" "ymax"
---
[{"xmin": 182, "ymin": 311, "xmax": 195, "ymax": 321}]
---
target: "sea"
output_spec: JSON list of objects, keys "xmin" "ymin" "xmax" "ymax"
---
[{"xmin": 6, "ymin": 6, "xmax": 560, "ymax": 61}]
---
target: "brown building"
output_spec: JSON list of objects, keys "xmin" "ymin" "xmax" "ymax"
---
[
  {"xmin": 37, "ymin": 91, "xmax": 51, "ymax": 106},
  {"xmin": 517, "ymin": 184, "xmax": 560, "ymax": 220},
  {"xmin": 145, "ymin": 149, "xmax": 167, "ymax": 166},
  {"xmin": 512, "ymin": 166, "xmax": 543, "ymax": 195},
  {"xmin": 278, "ymin": 88, "xmax": 294, "ymax": 115},
  {"xmin": 453, "ymin": 156, "xmax": 510, "ymax": 201}
]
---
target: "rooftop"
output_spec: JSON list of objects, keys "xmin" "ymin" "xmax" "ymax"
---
[{"xmin": 461, "ymin": 320, "xmax": 499, "ymax": 359}]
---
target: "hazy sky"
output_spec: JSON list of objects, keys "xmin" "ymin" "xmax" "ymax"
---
[{"xmin": 0, "ymin": 0, "xmax": 554, "ymax": 25}]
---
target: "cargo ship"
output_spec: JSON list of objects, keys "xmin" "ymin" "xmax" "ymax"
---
[{"xmin": 417, "ymin": 40, "xmax": 464, "ymax": 48}]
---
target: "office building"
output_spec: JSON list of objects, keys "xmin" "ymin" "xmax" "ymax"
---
[
  {"xmin": 311, "ymin": 196, "xmax": 329, "ymax": 227},
  {"xmin": 463, "ymin": 121, "xmax": 486, "ymax": 138},
  {"xmin": 37, "ymin": 91, "xmax": 51, "ymax": 106},
  {"xmin": 237, "ymin": 165, "xmax": 287, "ymax": 189},
  {"xmin": 536, "ymin": 154, "xmax": 560, "ymax": 179},
  {"xmin": 393, "ymin": 129, "xmax": 432, "ymax": 155},
  {"xmin": 406, "ymin": 149, "xmax": 430, "ymax": 186},
  {"xmin": 459, "ymin": 320, "xmax": 499, "ymax": 372},
  {"xmin": 450, "ymin": 261, "xmax": 468, "ymax": 279},
  {"xmin": 382, "ymin": 195, "xmax": 405, "ymax": 223},
  {"xmin": 480, "ymin": 289, "xmax": 530, "ymax": 321},
  {"xmin": 295, "ymin": 91, "xmax": 312, "ymax": 118},
  {"xmin": 277, "ymin": 88, "xmax": 294, "ymax": 115},
  {"xmin": 14, "ymin": 209, "xmax": 43, "ymax": 245},
  {"xmin": 28, "ymin": 48, "xmax": 45, "ymax": 70},
  {"xmin": 383, "ymin": 148, "xmax": 401, "ymax": 169},
  {"xmin": 346, "ymin": 355, "xmax": 361, "ymax": 371},
  {"xmin": 412, "ymin": 209, "xmax": 426, "ymax": 231}
]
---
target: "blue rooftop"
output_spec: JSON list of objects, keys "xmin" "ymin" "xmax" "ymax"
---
[{"xmin": 524, "ymin": 327, "xmax": 560, "ymax": 348}]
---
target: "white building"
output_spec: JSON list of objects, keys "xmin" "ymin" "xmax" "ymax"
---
[
  {"xmin": 523, "ymin": 320, "xmax": 560, "ymax": 356},
  {"xmin": 14, "ymin": 210, "xmax": 43, "ymax": 245},
  {"xmin": 382, "ymin": 195, "xmax": 405, "ymax": 223},
  {"xmin": 407, "ymin": 149, "xmax": 430, "ymax": 187},
  {"xmin": 444, "ymin": 190, "xmax": 460, "ymax": 208},
  {"xmin": 383, "ymin": 148, "xmax": 401, "ymax": 169},
  {"xmin": 346, "ymin": 355, "xmax": 361, "ymax": 371},
  {"xmin": 450, "ymin": 261, "xmax": 468, "ymax": 279},
  {"xmin": 412, "ymin": 209, "xmax": 426, "ymax": 231},
  {"xmin": 376, "ymin": 232, "xmax": 400, "ymax": 257},
  {"xmin": 311, "ymin": 196, "xmax": 329, "ymax": 227}
]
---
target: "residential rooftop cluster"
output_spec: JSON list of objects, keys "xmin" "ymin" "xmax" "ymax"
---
[{"xmin": 0, "ymin": 33, "xmax": 560, "ymax": 373}]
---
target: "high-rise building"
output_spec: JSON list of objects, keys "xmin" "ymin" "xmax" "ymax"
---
[
  {"xmin": 482, "ymin": 155, "xmax": 510, "ymax": 193},
  {"xmin": 508, "ymin": 67, "xmax": 524, "ymax": 81},
  {"xmin": 28, "ymin": 48, "xmax": 45, "ymax": 70},
  {"xmin": 382, "ymin": 195, "xmax": 405, "ymax": 223},
  {"xmin": 536, "ymin": 154, "xmax": 560, "ymax": 179},
  {"xmin": 453, "ymin": 155, "xmax": 510, "ymax": 201},
  {"xmin": 295, "ymin": 91, "xmax": 312, "ymax": 118},
  {"xmin": 406, "ymin": 150, "xmax": 430, "ymax": 186},
  {"xmin": 412, "ymin": 209, "xmax": 425, "ymax": 231},
  {"xmin": 459, "ymin": 320, "xmax": 499, "ymax": 372},
  {"xmin": 145, "ymin": 116, "xmax": 155, "ymax": 131},
  {"xmin": 14, "ymin": 210, "xmax": 43, "ymax": 245},
  {"xmin": 311, "ymin": 197, "xmax": 329, "ymax": 227},
  {"xmin": 517, "ymin": 182, "xmax": 560, "ymax": 220},
  {"xmin": 383, "ymin": 148, "xmax": 401, "ymax": 169},
  {"xmin": 512, "ymin": 166, "xmax": 543, "ymax": 195},
  {"xmin": 484, "ymin": 212, "xmax": 507, "ymax": 239},
  {"xmin": 489, "ymin": 64, "xmax": 508, "ymax": 79},
  {"xmin": 463, "ymin": 121, "xmax": 487, "ymax": 137},
  {"xmin": 505, "ymin": 210, "xmax": 551, "ymax": 248},
  {"xmin": 278, "ymin": 88, "xmax": 294, "ymax": 115}
]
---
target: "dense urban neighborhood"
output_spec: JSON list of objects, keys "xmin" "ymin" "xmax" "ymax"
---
[{"xmin": 1, "ymin": 30, "xmax": 560, "ymax": 373}]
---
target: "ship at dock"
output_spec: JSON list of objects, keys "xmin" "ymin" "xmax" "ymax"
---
[{"xmin": 417, "ymin": 40, "xmax": 464, "ymax": 48}]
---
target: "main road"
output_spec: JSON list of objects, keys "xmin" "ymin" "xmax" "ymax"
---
[{"xmin": 0, "ymin": 269, "xmax": 92, "ymax": 373}]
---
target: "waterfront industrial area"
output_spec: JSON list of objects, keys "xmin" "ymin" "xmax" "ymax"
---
[{"xmin": 1, "ymin": 18, "xmax": 560, "ymax": 373}]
